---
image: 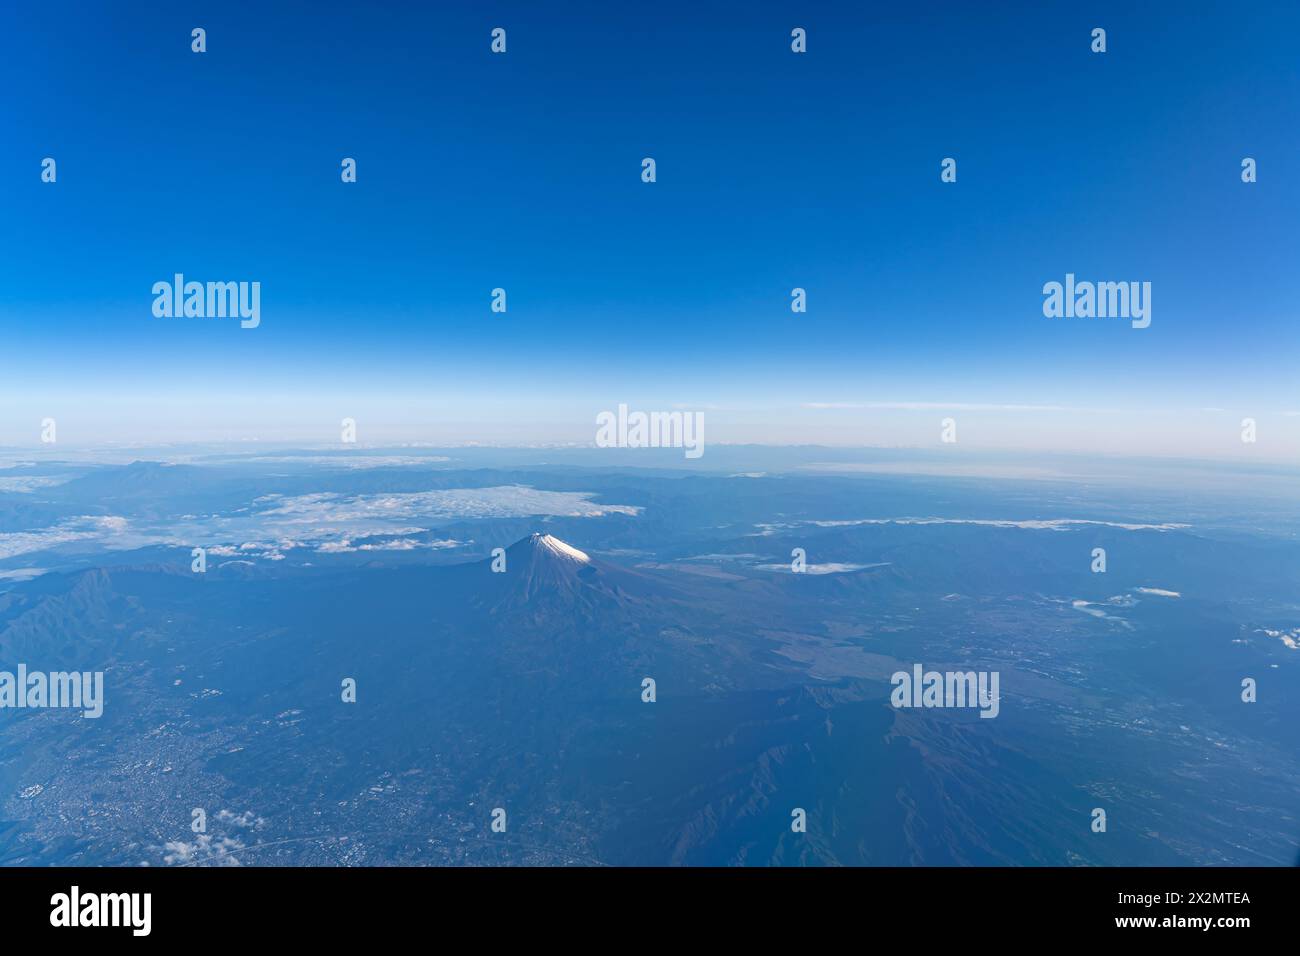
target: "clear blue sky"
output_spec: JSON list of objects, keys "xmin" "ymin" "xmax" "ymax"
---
[{"xmin": 1, "ymin": 1, "xmax": 1297, "ymax": 454}]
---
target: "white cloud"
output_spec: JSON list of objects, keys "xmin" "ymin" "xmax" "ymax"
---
[
  {"xmin": 0, "ymin": 476, "xmax": 71, "ymax": 493},
  {"xmin": 0, "ymin": 567, "xmax": 46, "ymax": 581},
  {"xmin": 756, "ymin": 562, "xmax": 889, "ymax": 575},
  {"xmin": 803, "ymin": 401, "xmax": 1074, "ymax": 412},
  {"xmin": 757, "ymin": 517, "xmax": 1188, "ymax": 534},
  {"xmin": 251, "ymin": 485, "xmax": 638, "ymax": 535},
  {"xmin": 1258, "ymin": 628, "xmax": 1299, "ymax": 650},
  {"xmin": 0, "ymin": 515, "xmax": 134, "ymax": 560},
  {"xmin": 162, "ymin": 834, "xmax": 247, "ymax": 866},
  {"xmin": 229, "ymin": 455, "xmax": 452, "ymax": 468},
  {"xmin": 0, "ymin": 486, "xmax": 638, "ymax": 564},
  {"xmin": 1067, "ymin": 598, "xmax": 1133, "ymax": 628},
  {"xmin": 316, "ymin": 537, "xmax": 462, "ymax": 553}
]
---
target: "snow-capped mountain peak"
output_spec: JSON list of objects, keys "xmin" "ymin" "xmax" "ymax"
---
[{"xmin": 530, "ymin": 533, "xmax": 590, "ymax": 564}]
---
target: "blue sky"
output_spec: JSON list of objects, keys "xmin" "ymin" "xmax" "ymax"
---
[{"xmin": 1, "ymin": 1, "xmax": 1297, "ymax": 454}]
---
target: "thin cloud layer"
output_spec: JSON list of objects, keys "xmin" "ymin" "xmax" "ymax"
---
[{"xmin": 0, "ymin": 485, "xmax": 640, "ymax": 564}]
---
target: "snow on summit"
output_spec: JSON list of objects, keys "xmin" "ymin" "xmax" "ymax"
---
[{"xmin": 531, "ymin": 533, "xmax": 590, "ymax": 564}]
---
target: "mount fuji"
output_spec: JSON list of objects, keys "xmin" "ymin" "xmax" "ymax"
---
[{"xmin": 465, "ymin": 532, "xmax": 671, "ymax": 621}]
